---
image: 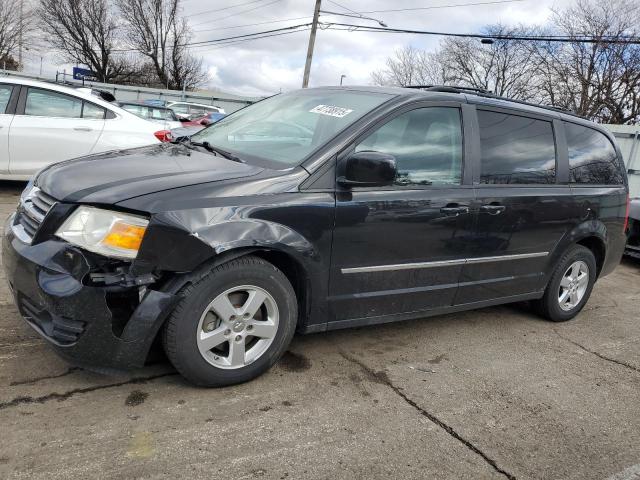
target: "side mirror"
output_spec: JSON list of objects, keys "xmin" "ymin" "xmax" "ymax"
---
[{"xmin": 338, "ymin": 151, "xmax": 397, "ymax": 187}]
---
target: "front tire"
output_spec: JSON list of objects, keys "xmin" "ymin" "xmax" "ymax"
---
[
  {"xmin": 533, "ymin": 245, "xmax": 597, "ymax": 322},
  {"xmin": 163, "ymin": 256, "xmax": 298, "ymax": 387}
]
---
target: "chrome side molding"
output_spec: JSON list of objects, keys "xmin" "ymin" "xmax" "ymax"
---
[{"xmin": 341, "ymin": 252, "xmax": 549, "ymax": 274}]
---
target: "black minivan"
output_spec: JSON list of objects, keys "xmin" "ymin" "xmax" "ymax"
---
[{"xmin": 3, "ymin": 86, "xmax": 629, "ymax": 386}]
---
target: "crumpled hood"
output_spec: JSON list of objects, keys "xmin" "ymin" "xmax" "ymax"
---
[{"xmin": 35, "ymin": 144, "xmax": 263, "ymax": 204}]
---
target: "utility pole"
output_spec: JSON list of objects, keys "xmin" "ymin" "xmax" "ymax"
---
[{"xmin": 302, "ymin": 0, "xmax": 322, "ymax": 88}]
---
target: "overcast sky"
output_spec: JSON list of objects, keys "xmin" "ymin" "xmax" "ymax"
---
[{"xmin": 23, "ymin": 0, "xmax": 569, "ymax": 97}]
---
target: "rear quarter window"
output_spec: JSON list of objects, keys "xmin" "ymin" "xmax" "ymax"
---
[{"xmin": 565, "ymin": 122, "xmax": 625, "ymax": 185}]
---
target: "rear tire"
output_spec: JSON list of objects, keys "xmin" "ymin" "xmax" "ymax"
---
[
  {"xmin": 533, "ymin": 245, "xmax": 597, "ymax": 322},
  {"xmin": 163, "ymin": 255, "xmax": 297, "ymax": 387}
]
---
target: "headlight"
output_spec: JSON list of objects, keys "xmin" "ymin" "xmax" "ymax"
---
[{"xmin": 55, "ymin": 206, "xmax": 149, "ymax": 259}]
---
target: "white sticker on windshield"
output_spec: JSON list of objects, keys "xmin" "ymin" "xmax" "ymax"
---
[{"xmin": 309, "ymin": 105, "xmax": 353, "ymax": 118}]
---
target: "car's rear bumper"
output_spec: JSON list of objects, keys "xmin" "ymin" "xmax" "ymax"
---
[{"xmin": 2, "ymin": 215, "xmax": 179, "ymax": 371}]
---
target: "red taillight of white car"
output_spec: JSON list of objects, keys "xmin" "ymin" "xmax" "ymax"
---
[{"xmin": 154, "ymin": 130, "xmax": 173, "ymax": 143}]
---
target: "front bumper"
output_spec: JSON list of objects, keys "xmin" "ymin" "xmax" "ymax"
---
[{"xmin": 2, "ymin": 215, "xmax": 179, "ymax": 370}]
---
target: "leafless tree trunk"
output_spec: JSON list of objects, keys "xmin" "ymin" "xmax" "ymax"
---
[
  {"xmin": 39, "ymin": 0, "xmax": 134, "ymax": 82},
  {"xmin": 117, "ymin": 0, "xmax": 207, "ymax": 90},
  {"xmin": 0, "ymin": 0, "xmax": 29, "ymax": 68}
]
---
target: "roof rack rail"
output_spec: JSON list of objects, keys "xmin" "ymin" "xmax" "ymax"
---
[
  {"xmin": 407, "ymin": 84, "xmax": 582, "ymax": 118},
  {"xmin": 406, "ymin": 85, "xmax": 491, "ymax": 94}
]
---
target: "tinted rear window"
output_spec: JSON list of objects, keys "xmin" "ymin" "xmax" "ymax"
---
[
  {"xmin": 565, "ymin": 122, "xmax": 624, "ymax": 185},
  {"xmin": 478, "ymin": 110, "xmax": 556, "ymax": 185}
]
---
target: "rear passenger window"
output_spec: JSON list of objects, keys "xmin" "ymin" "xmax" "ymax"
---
[
  {"xmin": 565, "ymin": 122, "xmax": 624, "ymax": 185},
  {"xmin": 478, "ymin": 110, "xmax": 556, "ymax": 184},
  {"xmin": 25, "ymin": 88, "xmax": 82, "ymax": 118},
  {"xmin": 355, "ymin": 107, "xmax": 463, "ymax": 186},
  {"xmin": 0, "ymin": 85, "xmax": 13, "ymax": 113},
  {"xmin": 82, "ymin": 102, "xmax": 106, "ymax": 119}
]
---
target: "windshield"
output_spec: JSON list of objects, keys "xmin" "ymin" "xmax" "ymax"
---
[{"xmin": 190, "ymin": 90, "xmax": 394, "ymax": 168}]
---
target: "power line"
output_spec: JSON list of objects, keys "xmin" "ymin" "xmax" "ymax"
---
[
  {"xmin": 326, "ymin": 0, "xmax": 360, "ymax": 15},
  {"xmin": 191, "ymin": 0, "xmax": 284, "ymax": 27},
  {"xmin": 323, "ymin": 22, "xmax": 640, "ymax": 44},
  {"xmin": 185, "ymin": 0, "xmax": 265, "ymax": 18},
  {"xmin": 112, "ymin": 23, "xmax": 313, "ymax": 52},
  {"xmin": 187, "ymin": 28, "xmax": 312, "ymax": 52},
  {"xmin": 187, "ymin": 23, "xmax": 312, "ymax": 47},
  {"xmin": 192, "ymin": 16, "xmax": 312, "ymax": 34},
  {"xmin": 347, "ymin": 0, "xmax": 527, "ymax": 15}
]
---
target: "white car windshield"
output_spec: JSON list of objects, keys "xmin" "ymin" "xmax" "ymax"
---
[{"xmin": 190, "ymin": 90, "xmax": 394, "ymax": 168}]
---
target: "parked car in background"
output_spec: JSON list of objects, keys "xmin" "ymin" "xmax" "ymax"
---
[
  {"xmin": 115, "ymin": 101, "xmax": 182, "ymax": 130},
  {"xmin": 2, "ymin": 86, "xmax": 629, "ymax": 387},
  {"xmin": 167, "ymin": 101, "xmax": 225, "ymax": 120},
  {"xmin": 142, "ymin": 99, "xmax": 167, "ymax": 107},
  {"xmin": 0, "ymin": 78, "xmax": 169, "ymax": 180},
  {"xmin": 196, "ymin": 112, "xmax": 227, "ymax": 126},
  {"xmin": 626, "ymin": 197, "xmax": 640, "ymax": 259},
  {"xmin": 170, "ymin": 125, "xmax": 206, "ymax": 142}
]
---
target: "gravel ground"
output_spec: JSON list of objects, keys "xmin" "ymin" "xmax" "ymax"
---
[{"xmin": 0, "ymin": 180, "xmax": 639, "ymax": 480}]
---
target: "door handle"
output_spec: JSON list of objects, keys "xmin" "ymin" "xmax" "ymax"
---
[
  {"xmin": 480, "ymin": 204, "xmax": 506, "ymax": 215},
  {"xmin": 74, "ymin": 126, "xmax": 93, "ymax": 132},
  {"xmin": 440, "ymin": 206, "xmax": 469, "ymax": 216}
]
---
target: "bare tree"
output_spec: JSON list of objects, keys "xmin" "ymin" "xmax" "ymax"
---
[
  {"xmin": 117, "ymin": 0, "xmax": 207, "ymax": 90},
  {"xmin": 437, "ymin": 25, "xmax": 539, "ymax": 100},
  {"xmin": 530, "ymin": 0, "xmax": 640, "ymax": 123},
  {"xmin": 372, "ymin": 26, "xmax": 538, "ymax": 100},
  {"xmin": 371, "ymin": 46, "xmax": 446, "ymax": 87},
  {"xmin": 168, "ymin": 18, "xmax": 208, "ymax": 90},
  {"xmin": 39, "ymin": 0, "xmax": 134, "ymax": 82},
  {"xmin": 0, "ymin": 0, "xmax": 29, "ymax": 68}
]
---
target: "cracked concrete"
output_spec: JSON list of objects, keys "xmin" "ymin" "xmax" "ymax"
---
[
  {"xmin": 339, "ymin": 351, "xmax": 516, "ymax": 480},
  {"xmin": 553, "ymin": 329, "xmax": 640, "ymax": 374},
  {"xmin": 1, "ymin": 181, "xmax": 640, "ymax": 479}
]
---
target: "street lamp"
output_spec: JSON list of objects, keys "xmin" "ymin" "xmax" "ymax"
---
[
  {"xmin": 340, "ymin": 74, "xmax": 346, "ymax": 86},
  {"xmin": 24, "ymin": 47, "xmax": 44, "ymax": 77}
]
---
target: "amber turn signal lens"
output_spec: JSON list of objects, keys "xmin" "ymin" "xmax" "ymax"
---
[{"xmin": 102, "ymin": 222, "xmax": 147, "ymax": 251}]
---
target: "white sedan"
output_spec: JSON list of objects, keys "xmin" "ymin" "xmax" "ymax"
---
[{"xmin": 0, "ymin": 78, "xmax": 166, "ymax": 180}]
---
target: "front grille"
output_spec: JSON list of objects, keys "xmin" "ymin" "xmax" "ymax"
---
[
  {"xmin": 14, "ymin": 187, "xmax": 57, "ymax": 242},
  {"xmin": 19, "ymin": 295, "xmax": 86, "ymax": 345}
]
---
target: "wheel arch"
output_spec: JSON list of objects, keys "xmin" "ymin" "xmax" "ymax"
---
[
  {"xmin": 575, "ymin": 236, "xmax": 606, "ymax": 277},
  {"xmin": 549, "ymin": 220, "xmax": 608, "ymax": 281},
  {"xmin": 158, "ymin": 244, "xmax": 314, "ymax": 331}
]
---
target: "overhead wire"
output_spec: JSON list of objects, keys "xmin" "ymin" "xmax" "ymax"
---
[
  {"xmin": 192, "ymin": 16, "xmax": 312, "ymax": 34},
  {"xmin": 185, "ymin": 0, "xmax": 266, "ymax": 18},
  {"xmin": 190, "ymin": 0, "xmax": 284, "ymax": 27},
  {"xmin": 322, "ymin": 22, "xmax": 640, "ymax": 44}
]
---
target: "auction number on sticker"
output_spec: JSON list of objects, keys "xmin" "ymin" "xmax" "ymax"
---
[{"xmin": 309, "ymin": 105, "xmax": 354, "ymax": 118}]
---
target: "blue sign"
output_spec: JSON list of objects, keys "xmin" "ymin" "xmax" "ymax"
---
[{"xmin": 73, "ymin": 67, "xmax": 97, "ymax": 81}]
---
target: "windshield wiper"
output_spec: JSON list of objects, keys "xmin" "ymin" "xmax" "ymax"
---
[{"xmin": 189, "ymin": 141, "xmax": 244, "ymax": 163}]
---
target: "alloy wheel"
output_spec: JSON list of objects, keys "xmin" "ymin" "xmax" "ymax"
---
[
  {"xmin": 196, "ymin": 285, "xmax": 279, "ymax": 369},
  {"xmin": 558, "ymin": 260, "xmax": 589, "ymax": 312}
]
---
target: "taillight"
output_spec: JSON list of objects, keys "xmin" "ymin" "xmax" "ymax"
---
[
  {"xmin": 623, "ymin": 194, "xmax": 630, "ymax": 233},
  {"xmin": 154, "ymin": 130, "xmax": 173, "ymax": 142}
]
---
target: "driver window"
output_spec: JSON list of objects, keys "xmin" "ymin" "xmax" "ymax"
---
[{"xmin": 355, "ymin": 107, "xmax": 463, "ymax": 186}]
